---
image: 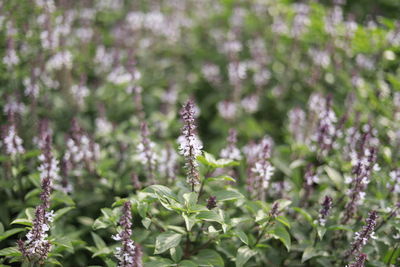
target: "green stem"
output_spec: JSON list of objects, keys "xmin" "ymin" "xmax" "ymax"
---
[{"xmin": 387, "ymin": 242, "xmax": 400, "ymax": 267}]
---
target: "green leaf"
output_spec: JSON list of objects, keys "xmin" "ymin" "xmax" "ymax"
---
[
  {"xmin": 302, "ymin": 247, "xmax": 319, "ymax": 263},
  {"xmin": 178, "ymin": 260, "xmax": 197, "ymax": 267},
  {"xmin": 324, "ymin": 166, "xmax": 343, "ymax": 190},
  {"xmin": 170, "ymin": 246, "xmax": 183, "ymax": 262},
  {"xmin": 214, "ymin": 189, "xmax": 244, "ymax": 201},
  {"xmin": 52, "ymin": 191, "xmax": 75, "ymax": 206},
  {"xmin": 10, "ymin": 218, "xmax": 32, "ymax": 227},
  {"xmin": 197, "ymin": 152, "xmax": 239, "ymax": 168},
  {"xmin": 235, "ymin": 246, "xmax": 257, "ymax": 267},
  {"xmin": 292, "ymin": 207, "xmax": 314, "ymax": 225},
  {"xmin": 142, "ymin": 218, "xmax": 152, "ymax": 229},
  {"xmin": 91, "ymin": 232, "xmax": 106, "ymax": 249},
  {"xmin": 92, "ymin": 247, "xmax": 112, "ymax": 258},
  {"xmin": 183, "ymin": 192, "xmax": 198, "ymax": 209},
  {"xmin": 0, "ymin": 228, "xmax": 25, "ymax": 241},
  {"xmin": 192, "ymin": 249, "xmax": 224, "ymax": 267},
  {"xmin": 271, "ymin": 225, "xmax": 291, "ymax": 251},
  {"xmin": 197, "ymin": 152, "xmax": 218, "ymax": 167},
  {"xmin": 182, "ymin": 213, "xmax": 196, "ymax": 231},
  {"xmin": 24, "ymin": 188, "xmax": 41, "ymax": 200},
  {"xmin": 0, "ymin": 247, "xmax": 21, "ymax": 257},
  {"xmin": 144, "ymin": 185, "xmax": 177, "ymax": 200},
  {"xmin": 154, "ymin": 232, "xmax": 182, "ymax": 254},
  {"xmin": 327, "ymin": 225, "xmax": 352, "ymax": 231},
  {"xmin": 196, "ymin": 211, "xmax": 223, "ymax": 224},
  {"xmin": 234, "ymin": 229, "xmax": 249, "ymax": 245},
  {"xmin": 93, "ymin": 218, "xmax": 110, "ymax": 230},
  {"xmin": 207, "ymin": 175, "xmax": 236, "ymax": 183},
  {"xmin": 317, "ymin": 226, "xmax": 326, "ymax": 240},
  {"xmin": 53, "ymin": 207, "xmax": 75, "ymax": 222},
  {"xmin": 276, "ymin": 216, "xmax": 291, "ymax": 229},
  {"xmin": 143, "ymin": 258, "xmax": 174, "ymax": 267},
  {"xmin": 275, "ymin": 199, "xmax": 292, "ymax": 211}
]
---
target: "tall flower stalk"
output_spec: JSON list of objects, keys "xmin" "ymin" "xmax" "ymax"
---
[
  {"xmin": 138, "ymin": 122, "xmax": 157, "ymax": 184},
  {"xmin": 18, "ymin": 135, "xmax": 55, "ymax": 264},
  {"xmin": 342, "ymin": 133, "xmax": 378, "ymax": 224},
  {"xmin": 179, "ymin": 100, "xmax": 202, "ymax": 191},
  {"xmin": 112, "ymin": 201, "xmax": 140, "ymax": 267},
  {"xmin": 346, "ymin": 210, "xmax": 378, "ymax": 260}
]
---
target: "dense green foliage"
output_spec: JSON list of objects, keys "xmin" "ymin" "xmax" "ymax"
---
[{"xmin": 0, "ymin": 0, "xmax": 400, "ymax": 266}]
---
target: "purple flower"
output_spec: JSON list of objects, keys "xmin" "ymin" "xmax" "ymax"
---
[
  {"xmin": 179, "ymin": 100, "xmax": 203, "ymax": 190},
  {"xmin": 113, "ymin": 201, "xmax": 140, "ymax": 267},
  {"xmin": 137, "ymin": 122, "xmax": 157, "ymax": 184},
  {"xmin": 342, "ymin": 139, "xmax": 378, "ymax": 224},
  {"xmin": 131, "ymin": 173, "xmax": 142, "ymax": 190},
  {"xmin": 346, "ymin": 211, "xmax": 378, "ymax": 259},
  {"xmin": 220, "ymin": 128, "xmax": 241, "ymax": 161},
  {"xmin": 158, "ymin": 143, "xmax": 178, "ymax": 184},
  {"xmin": 318, "ymin": 196, "xmax": 333, "ymax": 226},
  {"xmin": 348, "ymin": 253, "xmax": 367, "ymax": 267},
  {"xmin": 18, "ymin": 135, "xmax": 56, "ymax": 263},
  {"xmin": 288, "ymin": 107, "xmax": 306, "ymax": 144},
  {"xmin": 207, "ymin": 196, "xmax": 217, "ymax": 210}
]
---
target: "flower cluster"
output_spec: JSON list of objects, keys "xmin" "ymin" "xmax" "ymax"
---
[
  {"xmin": 18, "ymin": 136, "xmax": 56, "ymax": 264},
  {"xmin": 158, "ymin": 144, "xmax": 178, "ymax": 183},
  {"xmin": 112, "ymin": 201, "xmax": 140, "ymax": 267},
  {"xmin": 249, "ymin": 138, "xmax": 275, "ymax": 200},
  {"xmin": 64, "ymin": 119, "xmax": 99, "ymax": 174},
  {"xmin": 179, "ymin": 100, "xmax": 203, "ymax": 190},
  {"xmin": 342, "ymin": 133, "xmax": 378, "ymax": 223},
  {"xmin": 348, "ymin": 253, "xmax": 367, "ymax": 267},
  {"xmin": 137, "ymin": 122, "xmax": 157, "ymax": 184},
  {"xmin": 346, "ymin": 210, "xmax": 378, "ymax": 259},
  {"xmin": 2, "ymin": 124, "xmax": 25, "ymax": 156},
  {"xmin": 318, "ymin": 196, "xmax": 333, "ymax": 226},
  {"xmin": 220, "ymin": 128, "xmax": 241, "ymax": 161},
  {"xmin": 311, "ymin": 95, "xmax": 337, "ymax": 157}
]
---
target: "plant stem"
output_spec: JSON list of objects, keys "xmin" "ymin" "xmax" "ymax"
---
[
  {"xmin": 387, "ymin": 242, "xmax": 400, "ymax": 267},
  {"xmin": 375, "ymin": 205, "xmax": 399, "ymax": 233}
]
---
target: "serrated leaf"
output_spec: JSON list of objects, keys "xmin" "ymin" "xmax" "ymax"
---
[
  {"xmin": 236, "ymin": 246, "xmax": 257, "ymax": 267},
  {"xmin": 154, "ymin": 232, "xmax": 182, "ymax": 254}
]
